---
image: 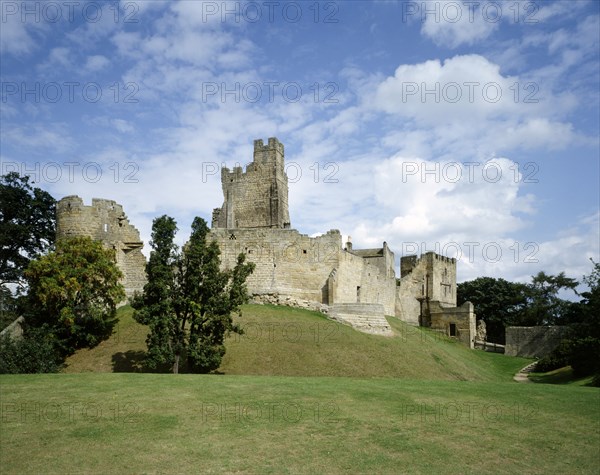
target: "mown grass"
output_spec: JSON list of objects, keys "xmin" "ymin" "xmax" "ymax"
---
[
  {"xmin": 1, "ymin": 373, "xmax": 598, "ymax": 474},
  {"xmin": 64, "ymin": 305, "xmax": 531, "ymax": 382}
]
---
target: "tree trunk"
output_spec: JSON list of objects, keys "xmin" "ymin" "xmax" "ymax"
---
[{"xmin": 173, "ymin": 354, "xmax": 179, "ymax": 374}]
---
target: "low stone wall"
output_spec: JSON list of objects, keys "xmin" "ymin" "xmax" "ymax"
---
[
  {"xmin": 328, "ymin": 303, "xmax": 393, "ymax": 336},
  {"xmin": 250, "ymin": 293, "xmax": 329, "ymax": 314},
  {"xmin": 505, "ymin": 326, "xmax": 568, "ymax": 358}
]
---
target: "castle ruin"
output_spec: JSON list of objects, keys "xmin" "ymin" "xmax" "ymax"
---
[
  {"xmin": 209, "ymin": 138, "xmax": 475, "ymax": 344},
  {"xmin": 56, "ymin": 196, "xmax": 146, "ymax": 298},
  {"xmin": 56, "ymin": 137, "xmax": 475, "ymax": 345}
]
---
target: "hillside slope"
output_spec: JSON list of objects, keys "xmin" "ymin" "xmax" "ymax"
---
[{"xmin": 64, "ymin": 305, "xmax": 530, "ymax": 381}]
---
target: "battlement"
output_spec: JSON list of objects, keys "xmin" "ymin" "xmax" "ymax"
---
[
  {"xmin": 213, "ymin": 137, "xmax": 290, "ymax": 229},
  {"xmin": 401, "ymin": 252, "xmax": 456, "ymax": 277},
  {"xmin": 254, "ymin": 137, "xmax": 284, "ymax": 156}
]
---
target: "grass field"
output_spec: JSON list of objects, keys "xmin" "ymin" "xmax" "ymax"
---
[
  {"xmin": 1, "ymin": 373, "xmax": 599, "ymax": 474},
  {"xmin": 2, "ymin": 305, "xmax": 599, "ymax": 474}
]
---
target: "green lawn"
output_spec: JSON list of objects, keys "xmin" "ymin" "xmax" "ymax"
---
[
  {"xmin": 4, "ymin": 305, "xmax": 598, "ymax": 474},
  {"xmin": 1, "ymin": 373, "xmax": 599, "ymax": 474}
]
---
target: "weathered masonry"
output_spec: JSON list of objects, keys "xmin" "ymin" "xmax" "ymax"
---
[
  {"xmin": 212, "ymin": 138, "xmax": 290, "ymax": 229},
  {"xmin": 210, "ymin": 137, "xmax": 476, "ymax": 344},
  {"xmin": 55, "ymin": 137, "xmax": 476, "ymax": 345},
  {"xmin": 56, "ymin": 196, "xmax": 146, "ymax": 298}
]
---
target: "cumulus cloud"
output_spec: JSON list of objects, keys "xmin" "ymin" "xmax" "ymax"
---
[
  {"xmin": 368, "ymin": 54, "xmax": 582, "ymax": 157},
  {"xmin": 373, "ymin": 54, "xmax": 556, "ymax": 124}
]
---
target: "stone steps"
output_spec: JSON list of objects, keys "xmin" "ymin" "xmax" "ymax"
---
[{"xmin": 329, "ymin": 303, "xmax": 393, "ymax": 336}]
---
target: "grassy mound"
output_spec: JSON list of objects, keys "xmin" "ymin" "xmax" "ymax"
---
[{"xmin": 64, "ymin": 305, "xmax": 530, "ymax": 382}]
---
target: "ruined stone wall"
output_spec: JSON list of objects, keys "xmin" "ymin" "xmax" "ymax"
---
[
  {"xmin": 209, "ymin": 228, "xmax": 340, "ymax": 303},
  {"xmin": 334, "ymin": 251, "xmax": 396, "ymax": 316},
  {"xmin": 56, "ymin": 196, "xmax": 146, "ymax": 298},
  {"xmin": 428, "ymin": 301, "xmax": 476, "ymax": 348},
  {"xmin": 209, "ymin": 228, "xmax": 396, "ymax": 315},
  {"xmin": 396, "ymin": 252, "xmax": 457, "ymax": 325},
  {"xmin": 212, "ymin": 138, "xmax": 290, "ymax": 229},
  {"xmin": 505, "ymin": 326, "xmax": 568, "ymax": 358}
]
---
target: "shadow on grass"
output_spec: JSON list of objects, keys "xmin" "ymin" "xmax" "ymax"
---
[
  {"xmin": 529, "ymin": 366, "xmax": 595, "ymax": 386},
  {"xmin": 111, "ymin": 351, "xmax": 147, "ymax": 372}
]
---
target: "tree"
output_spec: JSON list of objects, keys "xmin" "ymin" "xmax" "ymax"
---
[
  {"xmin": 25, "ymin": 236, "xmax": 125, "ymax": 355},
  {"xmin": 131, "ymin": 215, "xmax": 179, "ymax": 370},
  {"xmin": 523, "ymin": 271, "xmax": 579, "ymax": 326},
  {"xmin": 537, "ymin": 260, "xmax": 600, "ymax": 384},
  {"xmin": 0, "ymin": 327, "xmax": 62, "ymax": 374},
  {"xmin": 457, "ymin": 277, "xmax": 529, "ymax": 344},
  {"xmin": 0, "ymin": 172, "xmax": 56, "ymax": 288},
  {"xmin": 133, "ymin": 216, "xmax": 255, "ymax": 374}
]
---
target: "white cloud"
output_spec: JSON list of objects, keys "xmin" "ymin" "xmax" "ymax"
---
[
  {"xmin": 368, "ymin": 54, "xmax": 582, "ymax": 157},
  {"xmin": 84, "ymin": 55, "xmax": 110, "ymax": 72},
  {"xmin": 0, "ymin": 5, "xmax": 46, "ymax": 55},
  {"xmin": 420, "ymin": 0, "xmax": 498, "ymax": 48},
  {"xmin": 373, "ymin": 55, "xmax": 549, "ymax": 124}
]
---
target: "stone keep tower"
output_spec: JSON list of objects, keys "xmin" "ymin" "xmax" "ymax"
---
[
  {"xmin": 212, "ymin": 137, "xmax": 291, "ymax": 229},
  {"xmin": 56, "ymin": 196, "xmax": 147, "ymax": 298}
]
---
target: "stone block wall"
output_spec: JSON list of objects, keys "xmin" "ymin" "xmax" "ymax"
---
[
  {"xmin": 335, "ymin": 251, "xmax": 396, "ymax": 316},
  {"xmin": 212, "ymin": 138, "xmax": 290, "ymax": 229},
  {"xmin": 209, "ymin": 228, "xmax": 340, "ymax": 303},
  {"xmin": 56, "ymin": 196, "xmax": 147, "ymax": 298},
  {"xmin": 505, "ymin": 326, "xmax": 568, "ymax": 358},
  {"xmin": 428, "ymin": 301, "xmax": 476, "ymax": 348},
  {"xmin": 397, "ymin": 252, "xmax": 457, "ymax": 325},
  {"xmin": 208, "ymin": 227, "xmax": 397, "ymax": 318}
]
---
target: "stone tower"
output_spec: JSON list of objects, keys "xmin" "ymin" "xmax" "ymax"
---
[
  {"xmin": 212, "ymin": 137, "xmax": 291, "ymax": 229},
  {"xmin": 56, "ymin": 196, "xmax": 147, "ymax": 298}
]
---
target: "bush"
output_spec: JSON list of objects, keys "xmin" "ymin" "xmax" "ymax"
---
[
  {"xmin": 535, "ymin": 342, "xmax": 571, "ymax": 372},
  {"xmin": 566, "ymin": 337, "xmax": 600, "ymax": 377},
  {"xmin": 0, "ymin": 328, "xmax": 62, "ymax": 374},
  {"xmin": 535, "ymin": 336, "xmax": 600, "ymax": 380}
]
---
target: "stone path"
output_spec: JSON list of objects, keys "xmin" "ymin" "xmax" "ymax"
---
[{"xmin": 513, "ymin": 361, "xmax": 538, "ymax": 383}]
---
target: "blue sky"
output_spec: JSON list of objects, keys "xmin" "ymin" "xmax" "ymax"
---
[{"xmin": 1, "ymin": 0, "xmax": 598, "ymax": 286}]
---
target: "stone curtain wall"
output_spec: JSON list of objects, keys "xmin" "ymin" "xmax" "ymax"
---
[
  {"xmin": 505, "ymin": 326, "xmax": 568, "ymax": 358},
  {"xmin": 209, "ymin": 228, "xmax": 341, "ymax": 303},
  {"xmin": 56, "ymin": 196, "xmax": 147, "ymax": 298},
  {"xmin": 208, "ymin": 228, "xmax": 397, "ymax": 315}
]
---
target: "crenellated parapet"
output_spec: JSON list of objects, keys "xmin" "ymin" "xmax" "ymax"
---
[{"xmin": 212, "ymin": 137, "xmax": 290, "ymax": 229}]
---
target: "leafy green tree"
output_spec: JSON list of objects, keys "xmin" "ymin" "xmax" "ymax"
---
[
  {"xmin": 0, "ymin": 172, "xmax": 56, "ymax": 288},
  {"xmin": 25, "ymin": 236, "xmax": 125, "ymax": 355},
  {"xmin": 523, "ymin": 271, "xmax": 579, "ymax": 326},
  {"xmin": 538, "ymin": 260, "xmax": 600, "ymax": 384},
  {"xmin": 457, "ymin": 277, "xmax": 529, "ymax": 343},
  {"xmin": 133, "ymin": 216, "xmax": 255, "ymax": 374}
]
